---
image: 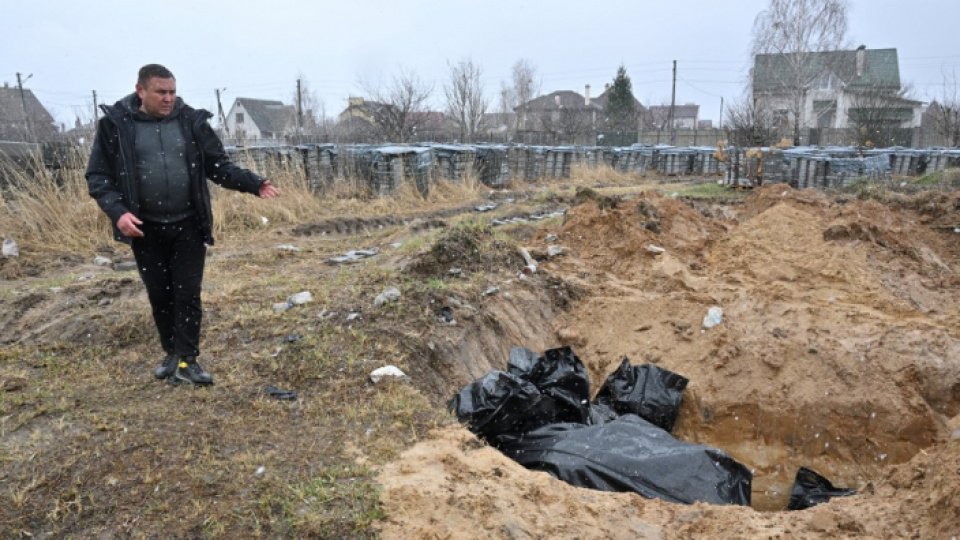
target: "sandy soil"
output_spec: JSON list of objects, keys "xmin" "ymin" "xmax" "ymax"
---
[{"xmin": 378, "ymin": 185, "xmax": 960, "ymax": 539}]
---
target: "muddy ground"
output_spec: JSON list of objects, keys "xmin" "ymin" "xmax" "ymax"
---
[{"xmin": 2, "ymin": 178, "xmax": 960, "ymax": 538}]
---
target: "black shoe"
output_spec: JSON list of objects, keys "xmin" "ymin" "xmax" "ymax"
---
[
  {"xmin": 172, "ymin": 357, "xmax": 214, "ymax": 386},
  {"xmin": 153, "ymin": 353, "xmax": 178, "ymax": 380}
]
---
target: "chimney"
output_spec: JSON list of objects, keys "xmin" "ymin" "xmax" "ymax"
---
[
  {"xmin": 584, "ymin": 84, "xmax": 591, "ymax": 106},
  {"xmin": 856, "ymin": 45, "xmax": 866, "ymax": 78},
  {"xmin": 555, "ymin": 94, "xmax": 561, "ymax": 107}
]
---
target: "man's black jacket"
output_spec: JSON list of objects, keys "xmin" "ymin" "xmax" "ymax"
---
[{"xmin": 86, "ymin": 93, "xmax": 264, "ymax": 245}]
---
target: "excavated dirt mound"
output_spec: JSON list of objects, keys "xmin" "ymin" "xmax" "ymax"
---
[
  {"xmin": 408, "ymin": 224, "xmax": 524, "ymax": 278},
  {"xmin": 378, "ymin": 425, "xmax": 960, "ymax": 539},
  {"xmin": 378, "ymin": 184, "xmax": 960, "ymax": 537}
]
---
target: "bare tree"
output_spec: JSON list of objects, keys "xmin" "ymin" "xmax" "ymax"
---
[
  {"xmin": 725, "ymin": 94, "xmax": 779, "ymax": 147},
  {"xmin": 444, "ymin": 59, "xmax": 488, "ymax": 143},
  {"xmin": 846, "ymin": 84, "xmax": 916, "ymax": 149},
  {"xmin": 510, "ymin": 59, "xmax": 540, "ymax": 131},
  {"xmin": 362, "ymin": 69, "xmax": 433, "ymax": 143},
  {"xmin": 558, "ymin": 108, "xmax": 591, "ymax": 144},
  {"xmin": 931, "ymin": 70, "xmax": 960, "ymax": 147},
  {"xmin": 751, "ymin": 0, "xmax": 848, "ymax": 144}
]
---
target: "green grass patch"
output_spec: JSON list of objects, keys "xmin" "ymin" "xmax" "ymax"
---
[{"xmin": 670, "ymin": 181, "xmax": 746, "ymax": 199}]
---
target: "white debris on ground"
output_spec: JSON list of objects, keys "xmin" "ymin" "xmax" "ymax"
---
[
  {"xmin": 374, "ymin": 287, "xmax": 401, "ymax": 307},
  {"xmin": 481, "ymin": 286, "xmax": 500, "ymax": 297},
  {"xmin": 273, "ymin": 291, "xmax": 313, "ymax": 313},
  {"xmin": 287, "ymin": 291, "xmax": 313, "ymax": 305},
  {"xmin": 369, "ymin": 365, "xmax": 407, "ymax": 384},
  {"xmin": 2, "ymin": 239, "xmax": 19, "ymax": 258},
  {"xmin": 94, "ymin": 255, "xmax": 112, "ymax": 266},
  {"xmin": 703, "ymin": 306, "xmax": 724, "ymax": 329},
  {"xmin": 328, "ymin": 248, "xmax": 380, "ymax": 264},
  {"xmin": 518, "ymin": 247, "xmax": 537, "ymax": 274}
]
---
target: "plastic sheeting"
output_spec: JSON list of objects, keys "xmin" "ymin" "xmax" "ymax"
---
[
  {"xmin": 787, "ymin": 467, "xmax": 856, "ymax": 510},
  {"xmin": 594, "ymin": 358, "xmax": 689, "ymax": 432},
  {"xmin": 499, "ymin": 415, "xmax": 753, "ymax": 506},
  {"xmin": 450, "ymin": 346, "xmax": 752, "ymax": 506}
]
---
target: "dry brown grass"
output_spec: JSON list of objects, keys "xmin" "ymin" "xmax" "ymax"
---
[
  {"xmin": 1, "ymin": 152, "xmax": 488, "ymax": 260},
  {"xmin": 564, "ymin": 162, "xmax": 649, "ymax": 186},
  {"xmin": 0, "ymin": 152, "xmax": 111, "ymax": 255}
]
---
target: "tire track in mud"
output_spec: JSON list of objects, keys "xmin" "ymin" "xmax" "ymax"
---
[
  {"xmin": 0, "ymin": 276, "xmax": 144, "ymax": 345},
  {"xmin": 291, "ymin": 199, "xmax": 568, "ymax": 238}
]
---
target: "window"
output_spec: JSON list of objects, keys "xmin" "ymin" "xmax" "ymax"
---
[
  {"xmin": 236, "ymin": 112, "xmax": 244, "ymax": 124},
  {"xmin": 817, "ymin": 74, "xmax": 835, "ymax": 90}
]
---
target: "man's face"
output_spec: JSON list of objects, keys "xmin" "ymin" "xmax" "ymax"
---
[{"xmin": 136, "ymin": 77, "xmax": 176, "ymax": 118}]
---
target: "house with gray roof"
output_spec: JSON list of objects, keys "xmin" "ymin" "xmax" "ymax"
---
[
  {"xmin": 0, "ymin": 84, "xmax": 58, "ymax": 142},
  {"xmin": 647, "ymin": 104, "xmax": 700, "ymax": 129},
  {"xmin": 752, "ymin": 46, "xmax": 923, "ymax": 132},
  {"xmin": 224, "ymin": 98, "xmax": 296, "ymax": 142},
  {"xmin": 514, "ymin": 85, "xmax": 645, "ymax": 143}
]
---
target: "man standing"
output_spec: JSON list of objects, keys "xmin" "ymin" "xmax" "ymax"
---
[{"xmin": 87, "ymin": 64, "xmax": 280, "ymax": 386}]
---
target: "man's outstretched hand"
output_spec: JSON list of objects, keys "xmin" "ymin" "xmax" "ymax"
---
[
  {"xmin": 259, "ymin": 179, "xmax": 280, "ymax": 199},
  {"xmin": 117, "ymin": 212, "xmax": 144, "ymax": 238}
]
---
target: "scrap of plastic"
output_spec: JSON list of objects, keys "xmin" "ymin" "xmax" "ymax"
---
[
  {"xmin": 374, "ymin": 287, "xmax": 401, "ymax": 307},
  {"xmin": 499, "ymin": 414, "xmax": 752, "ymax": 506},
  {"xmin": 594, "ymin": 358, "xmax": 689, "ymax": 432},
  {"xmin": 370, "ymin": 365, "xmax": 406, "ymax": 384},
  {"xmin": 1, "ymin": 239, "xmax": 18, "ymax": 258},
  {"xmin": 287, "ymin": 291, "xmax": 313, "ymax": 305},
  {"xmin": 703, "ymin": 306, "xmax": 723, "ymax": 328},
  {"xmin": 327, "ymin": 248, "xmax": 380, "ymax": 264},
  {"xmin": 263, "ymin": 386, "xmax": 298, "ymax": 401},
  {"xmin": 787, "ymin": 467, "xmax": 856, "ymax": 510}
]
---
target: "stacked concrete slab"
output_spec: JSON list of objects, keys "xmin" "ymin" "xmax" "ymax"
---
[{"xmin": 224, "ymin": 143, "xmax": 960, "ymax": 195}]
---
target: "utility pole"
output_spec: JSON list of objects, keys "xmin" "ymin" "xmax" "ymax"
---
[
  {"xmin": 668, "ymin": 60, "xmax": 677, "ymax": 144},
  {"xmin": 296, "ymin": 78, "xmax": 303, "ymax": 144},
  {"xmin": 16, "ymin": 72, "xmax": 34, "ymax": 142},
  {"xmin": 92, "ymin": 90, "xmax": 99, "ymax": 123},
  {"xmin": 719, "ymin": 96, "xmax": 724, "ymax": 131},
  {"xmin": 215, "ymin": 88, "xmax": 228, "ymax": 136}
]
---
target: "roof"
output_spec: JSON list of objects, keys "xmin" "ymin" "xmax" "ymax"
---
[
  {"xmin": 235, "ymin": 98, "xmax": 296, "ymax": 133},
  {"xmin": 592, "ymin": 87, "xmax": 644, "ymax": 111},
  {"xmin": 753, "ymin": 47, "xmax": 901, "ymax": 92},
  {"xmin": 517, "ymin": 90, "xmax": 603, "ymax": 112},
  {"xmin": 0, "ymin": 86, "xmax": 58, "ymax": 141}
]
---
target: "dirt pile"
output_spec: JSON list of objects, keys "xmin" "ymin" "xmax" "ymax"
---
[
  {"xmin": 378, "ymin": 424, "xmax": 960, "ymax": 539},
  {"xmin": 408, "ymin": 223, "xmax": 523, "ymax": 278},
  {"xmin": 379, "ymin": 184, "xmax": 960, "ymax": 537}
]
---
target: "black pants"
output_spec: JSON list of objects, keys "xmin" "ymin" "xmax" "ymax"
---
[{"xmin": 131, "ymin": 216, "xmax": 206, "ymax": 358}]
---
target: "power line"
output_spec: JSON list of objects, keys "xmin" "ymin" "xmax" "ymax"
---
[{"xmin": 678, "ymin": 76, "xmax": 728, "ymax": 98}]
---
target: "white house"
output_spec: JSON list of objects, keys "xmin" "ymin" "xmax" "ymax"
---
[
  {"xmin": 224, "ymin": 98, "xmax": 296, "ymax": 142},
  {"xmin": 752, "ymin": 46, "xmax": 923, "ymax": 132}
]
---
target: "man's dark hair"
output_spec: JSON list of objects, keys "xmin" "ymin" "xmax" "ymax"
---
[{"xmin": 138, "ymin": 64, "xmax": 175, "ymax": 87}]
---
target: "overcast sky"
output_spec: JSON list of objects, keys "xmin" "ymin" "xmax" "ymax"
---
[{"xmin": 3, "ymin": 0, "xmax": 958, "ymax": 129}]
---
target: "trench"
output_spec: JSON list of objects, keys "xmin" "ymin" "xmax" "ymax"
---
[{"xmin": 400, "ymin": 187, "xmax": 960, "ymax": 514}]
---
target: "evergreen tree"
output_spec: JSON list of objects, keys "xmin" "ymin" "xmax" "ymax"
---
[{"xmin": 605, "ymin": 65, "xmax": 637, "ymax": 132}]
